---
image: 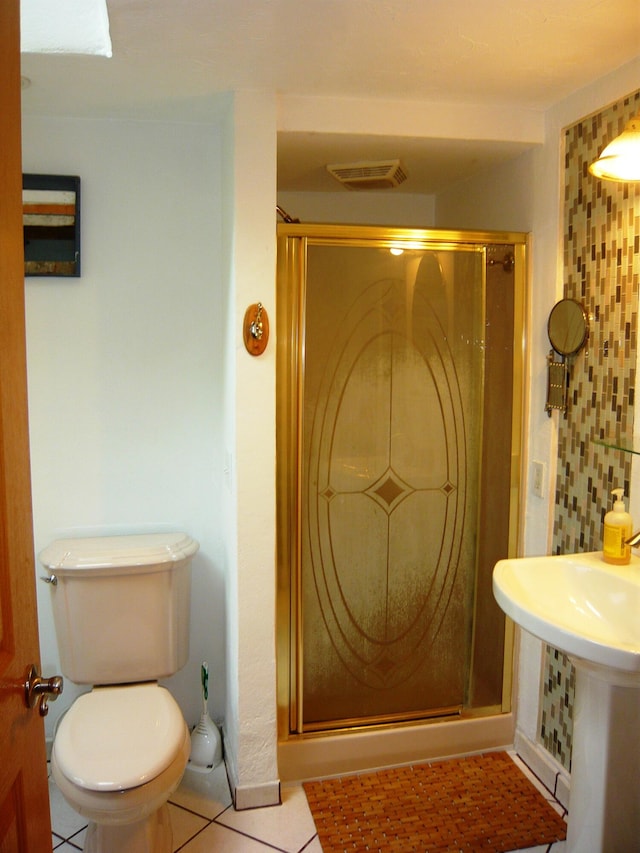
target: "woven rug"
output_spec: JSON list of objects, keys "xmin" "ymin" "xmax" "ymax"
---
[{"xmin": 303, "ymin": 751, "xmax": 567, "ymax": 852}]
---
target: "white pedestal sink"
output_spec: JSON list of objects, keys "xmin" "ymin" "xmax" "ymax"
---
[{"xmin": 493, "ymin": 552, "xmax": 640, "ymax": 853}]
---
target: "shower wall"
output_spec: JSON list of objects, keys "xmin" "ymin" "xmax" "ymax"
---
[{"xmin": 545, "ymin": 89, "xmax": 640, "ymax": 771}]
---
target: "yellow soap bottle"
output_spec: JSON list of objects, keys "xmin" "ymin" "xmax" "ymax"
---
[{"xmin": 602, "ymin": 488, "xmax": 632, "ymax": 565}]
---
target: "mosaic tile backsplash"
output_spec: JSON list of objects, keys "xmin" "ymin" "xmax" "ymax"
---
[{"xmin": 544, "ymin": 90, "xmax": 640, "ymax": 771}]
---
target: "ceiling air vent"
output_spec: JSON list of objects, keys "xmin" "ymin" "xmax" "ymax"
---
[{"xmin": 327, "ymin": 159, "xmax": 407, "ymax": 190}]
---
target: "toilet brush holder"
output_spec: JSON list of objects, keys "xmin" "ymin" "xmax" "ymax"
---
[{"xmin": 188, "ymin": 662, "xmax": 222, "ymax": 773}]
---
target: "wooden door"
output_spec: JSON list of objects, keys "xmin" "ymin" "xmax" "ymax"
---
[{"xmin": 0, "ymin": 1, "xmax": 54, "ymax": 850}]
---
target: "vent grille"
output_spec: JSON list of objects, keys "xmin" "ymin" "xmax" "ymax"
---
[{"xmin": 327, "ymin": 160, "xmax": 407, "ymax": 190}]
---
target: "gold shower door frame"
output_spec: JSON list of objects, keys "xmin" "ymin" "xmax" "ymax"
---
[{"xmin": 276, "ymin": 224, "xmax": 527, "ymax": 738}]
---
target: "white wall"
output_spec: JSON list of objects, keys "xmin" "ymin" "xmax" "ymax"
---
[
  {"xmin": 278, "ymin": 94, "xmax": 544, "ymax": 147},
  {"xmin": 23, "ymin": 113, "xmax": 226, "ymax": 738},
  {"xmin": 276, "ymin": 190, "xmax": 437, "ymax": 227},
  {"xmin": 435, "ymin": 149, "xmax": 537, "ymax": 232},
  {"xmin": 220, "ymin": 91, "xmax": 280, "ymax": 808}
]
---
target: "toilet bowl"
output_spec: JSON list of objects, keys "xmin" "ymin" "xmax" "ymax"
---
[
  {"xmin": 51, "ymin": 683, "xmax": 190, "ymax": 853},
  {"xmin": 40, "ymin": 531, "xmax": 199, "ymax": 853}
]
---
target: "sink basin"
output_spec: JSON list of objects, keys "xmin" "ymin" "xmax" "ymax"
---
[
  {"xmin": 493, "ymin": 551, "xmax": 640, "ymax": 852},
  {"xmin": 493, "ymin": 551, "xmax": 640, "ymax": 672}
]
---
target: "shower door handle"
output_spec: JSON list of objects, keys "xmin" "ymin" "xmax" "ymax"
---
[{"xmin": 24, "ymin": 663, "xmax": 63, "ymax": 717}]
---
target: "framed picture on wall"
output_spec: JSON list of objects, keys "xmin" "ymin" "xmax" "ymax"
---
[{"xmin": 23, "ymin": 174, "xmax": 81, "ymax": 277}]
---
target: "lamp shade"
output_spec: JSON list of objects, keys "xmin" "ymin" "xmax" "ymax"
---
[{"xmin": 589, "ymin": 115, "xmax": 640, "ymax": 182}]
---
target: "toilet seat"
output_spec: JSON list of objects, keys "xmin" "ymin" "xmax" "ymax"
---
[{"xmin": 54, "ymin": 683, "xmax": 186, "ymax": 791}]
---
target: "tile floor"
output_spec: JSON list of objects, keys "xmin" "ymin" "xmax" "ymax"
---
[{"xmin": 50, "ymin": 752, "xmax": 567, "ymax": 852}]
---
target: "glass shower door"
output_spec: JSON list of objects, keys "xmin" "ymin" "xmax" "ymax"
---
[
  {"xmin": 277, "ymin": 226, "xmax": 524, "ymax": 735},
  {"xmin": 301, "ymin": 243, "xmax": 483, "ymax": 728}
]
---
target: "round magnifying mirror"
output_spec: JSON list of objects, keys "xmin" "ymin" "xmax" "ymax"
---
[{"xmin": 547, "ymin": 298, "xmax": 589, "ymax": 356}]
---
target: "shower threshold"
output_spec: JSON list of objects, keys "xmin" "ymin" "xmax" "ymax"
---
[
  {"xmin": 302, "ymin": 704, "xmax": 464, "ymax": 733},
  {"xmin": 278, "ymin": 710, "xmax": 515, "ymax": 782}
]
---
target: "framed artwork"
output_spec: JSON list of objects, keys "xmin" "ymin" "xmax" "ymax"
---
[{"xmin": 23, "ymin": 174, "xmax": 81, "ymax": 277}]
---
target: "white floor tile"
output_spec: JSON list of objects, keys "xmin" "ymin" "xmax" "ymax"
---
[
  {"xmin": 216, "ymin": 784, "xmax": 318, "ymax": 853},
  {"xmin": 52, "ymin": 806, "xmax": 204, "ymax": 852},
  {"xmin": 170, "ymin": 763, "xmax": 232, "ymax": 819},
  {"xmin": 167, "ymin": 802, "xmax": 209, "ymax": 849},
  {"xmin": 299, "ymin": 836, "xmax": 323, "ymax": 852},
  {"xmin": 48, "ymin": 776, "xmax": 88, "ymax": 839},
  {"xmin": 68, "ymin": 826, "xmax": 87, "ymax": 849},
  {"xmin": 512, "ymin": 847, "xmax": 552, "ymax": 853},
  {"xmin": 178, "ymin": 820, "xmax": 284, "ymax": 852}
]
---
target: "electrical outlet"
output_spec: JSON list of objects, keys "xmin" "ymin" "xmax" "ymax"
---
[{"xmin": 532, "ymin": 460, "xmax": 545, "ymax": 498}]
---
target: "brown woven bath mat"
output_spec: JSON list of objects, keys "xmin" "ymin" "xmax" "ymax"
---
[{"xmin": 303, "ymin": 751, "xmax": 566, "ymax": 852}]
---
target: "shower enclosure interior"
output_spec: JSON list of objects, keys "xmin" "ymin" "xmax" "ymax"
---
[{"xmin": 277, "ymin": 225, "xmax": 526, "ymax": 748}]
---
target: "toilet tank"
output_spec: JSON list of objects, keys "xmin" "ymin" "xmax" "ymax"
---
[{"xmin": 39, "ymin": 532, "xmax": 198, "ymax": 685}]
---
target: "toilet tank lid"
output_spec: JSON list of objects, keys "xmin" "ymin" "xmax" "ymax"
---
[{"xmin": 39, "ymin": 532, "xmax": 199, "ymax": 573}]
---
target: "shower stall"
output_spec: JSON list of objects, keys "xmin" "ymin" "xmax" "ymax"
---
[{"xmin": 276, "ymin": 224, "xmax": 527, "ymax": 779}]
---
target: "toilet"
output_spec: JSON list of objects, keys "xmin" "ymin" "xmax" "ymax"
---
[{"xmin": 39, "ymin": 531, "xmax": 199, "ymax": 853}]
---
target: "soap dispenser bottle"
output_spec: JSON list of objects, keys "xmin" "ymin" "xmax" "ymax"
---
[{"xmin": 603, "ymin": 488, "xmax": 632, "ymax": 565}]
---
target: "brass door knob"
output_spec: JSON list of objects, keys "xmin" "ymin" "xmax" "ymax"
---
[{"xmin": 24, "ymin": 663, "xmax": 63, "ymax": 717}]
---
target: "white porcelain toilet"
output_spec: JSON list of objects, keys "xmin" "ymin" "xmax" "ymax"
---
[{"xmin": 40, "ymin": 532, "xmax": 199, "ymax": 853}]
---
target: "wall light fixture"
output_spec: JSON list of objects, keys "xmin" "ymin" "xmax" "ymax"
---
[{"xmin": 589, "ymin": 113, "xmax": 640, "ymax": 182}]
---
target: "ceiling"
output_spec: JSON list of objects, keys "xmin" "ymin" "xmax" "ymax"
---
[{"xmin": 20, "ymin": 0, "xmax": 640, "ymax": 194}]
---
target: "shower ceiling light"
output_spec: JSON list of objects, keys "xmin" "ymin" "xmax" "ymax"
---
[{"xmin": 589, "ymin": 114, "xmax": 640, "ymax": 182}]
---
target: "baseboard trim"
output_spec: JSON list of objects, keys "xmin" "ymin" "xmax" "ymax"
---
[
  {"xmin": 514, "ymin": 729, "xmax": 570, "ymax": 810},
  {"xmin": 220, "ymin": 724, "xmax": 281, "ymax": 810},
  {"xmin": 229, "ymin": 775, "xmax": 282, "ymax": 810}
]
